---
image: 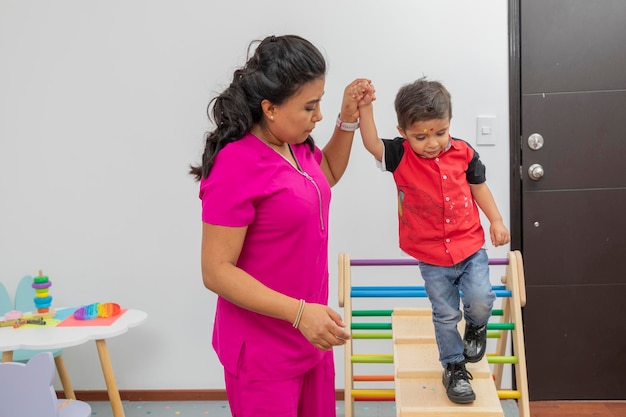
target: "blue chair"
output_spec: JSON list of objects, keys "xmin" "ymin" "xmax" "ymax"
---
[
  {"xmin": 0, "ymin": 352, "xmax": 90, "ymax": 417},
  {"xmin": 0, "ymin": 276, "xmax": 75, "ymax": 399}
]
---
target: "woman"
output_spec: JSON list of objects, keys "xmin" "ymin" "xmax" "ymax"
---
[{"xmin": 190, "ymin": 34, "xmax": 374, "ymax": 417}]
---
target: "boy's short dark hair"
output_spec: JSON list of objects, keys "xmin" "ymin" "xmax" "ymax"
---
[{"xmin": 394, "ymin": 77, "xmax": 452, "ymax": 129}]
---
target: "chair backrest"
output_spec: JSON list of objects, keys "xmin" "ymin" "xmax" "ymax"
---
[
  {"xmin": 0, "ymin": 352, "xmax": 58, "ymax": 417},
  {"xmin": 0, "ymin": 281, "xmax": 12, "ymax": 316},
  {"xmin": 15, "ymin": 274, "xmax": 36, "ymax": 312},
  {"xmin": 0, "ymin": 353, "xmax": 91, "ymax": 417}
]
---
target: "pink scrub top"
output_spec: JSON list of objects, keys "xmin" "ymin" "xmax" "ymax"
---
[{"xmin": 199, "ymin": 133, "xmax": 332, "ymax": 380}]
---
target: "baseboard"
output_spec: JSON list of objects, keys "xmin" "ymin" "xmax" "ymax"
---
[{"xmin": 60, "ymin": 389, "xmax": 347, "ymax": 402}]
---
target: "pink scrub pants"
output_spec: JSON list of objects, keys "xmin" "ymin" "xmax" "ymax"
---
[{"xmin": 224, "ymin": 350, "xmax": 336, "ymax": 417}]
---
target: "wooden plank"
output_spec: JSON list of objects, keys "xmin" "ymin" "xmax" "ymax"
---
[
  {"xmin": 395, "ymin": 343, "xmax": 492, "ymax": 379},
  {"xmin": 392, "ymin": 308, "xmax": 435, "ymax": 343},
  {"xmin": 395, "ymin": 377, "xmax": 504, "ymax": 417},
  {"xmin": 392, "ymin": 308, "xmax": 466, "ymax": 344},
  {"xmin": 392, "ymin": 308, "xmax": 504, "ymax": 417}
]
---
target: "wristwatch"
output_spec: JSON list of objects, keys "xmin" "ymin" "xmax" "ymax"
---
[{"xmin": 336, "ymin": 114, "xmax": 360, "ymax": 132}]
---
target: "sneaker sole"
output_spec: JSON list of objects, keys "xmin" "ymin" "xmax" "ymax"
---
[{"xmin": 447, "ymin": 393, "xmax": 476, "ymax": 404}]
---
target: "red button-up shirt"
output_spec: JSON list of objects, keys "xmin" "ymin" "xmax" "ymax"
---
[{"xmin": 382, "ymin": 137, "xmax": 486, "ymax": 266}]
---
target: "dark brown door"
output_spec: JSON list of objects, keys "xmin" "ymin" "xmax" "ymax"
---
[{"xmin": 518, "ymin": 0, "xmax": 626, "ymax": 400}]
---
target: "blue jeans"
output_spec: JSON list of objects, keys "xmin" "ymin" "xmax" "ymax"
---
[{"xmin": 418, "ymin": 248, "xmax": 495, "ymax": 366}]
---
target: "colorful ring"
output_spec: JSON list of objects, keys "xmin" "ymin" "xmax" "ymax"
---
[{"xmin": 34, "ymin": 296, "xmax": 53, "ymax": 307}]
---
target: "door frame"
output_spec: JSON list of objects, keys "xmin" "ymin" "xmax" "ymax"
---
[{"xmin": 508, "ymin": 0, "xmax": 522, "ymax": 251}]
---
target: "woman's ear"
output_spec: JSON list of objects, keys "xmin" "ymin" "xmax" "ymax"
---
[{"xmin": 261, "ymin": 99, "xmax": 276, "ymax": 121}]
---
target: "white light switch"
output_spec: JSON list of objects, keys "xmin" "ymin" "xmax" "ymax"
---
[{"xmin": 476, "ymin": 115, "xmax": 496, "ymax": 146}]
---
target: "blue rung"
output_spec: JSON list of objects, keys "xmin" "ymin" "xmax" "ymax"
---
[{"xmin": 350, "ymin": 286, "xmax": 511, "ymax": 298}]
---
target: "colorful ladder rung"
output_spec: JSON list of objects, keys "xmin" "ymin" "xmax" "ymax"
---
[
  {"xmin": 486, "ymin": 355, "xmax": 518, "ymax": 364},
  {"xmin": 353, "ymin": 308, "xmax": 505, "ymax": 317},
  {"xmin": 352, "ymin": 397, "xmax": 395, "ymax": 402},
  {"xmin": 352, "ymin": 309, "xmax": 394, "ymax": 316},
  {"xmin": 349, "ymin": 258, "xmax": 508, "ymax": 266},
  {"xmin": 351, "ymin": 323, "xmax": 392, "ymax": 330},
  {"xmin": 353, "ymin": 374, "xmax": 394, "ymax": 382},
  {"xmin": 351, "ymin": 287, "xmax": 512, "ymax": 298},
  {"xmin": 488, "ymin": 322, "xmax": 515, "ymax": 330},
  {"xmin": 351, "ymin": 354, "xmax": 394, "ymax": 363},
  {"xmin": 498, "ymin": 390, "xmax": 521, "ymax": 399},
  {"xmin": 352, "ymin": 332, "xmax": 392, "ymax": 339},
  {"xmin": 351, "ymin": 389, "xmax": 395, "ymax": 400}
]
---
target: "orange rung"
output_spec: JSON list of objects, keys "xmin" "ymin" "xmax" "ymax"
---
[{"xmin": 353, "ymin": 374, "xmax": 394, "ymax": 382}]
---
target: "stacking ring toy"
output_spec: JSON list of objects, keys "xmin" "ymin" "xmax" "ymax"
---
[{"xmin": 31, "ymin": 271, "xmax": 53, "ymax": 314}]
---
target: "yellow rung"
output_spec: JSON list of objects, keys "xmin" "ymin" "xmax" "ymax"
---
[
  {"xmin": 351, "ymin": 389, "xmax": 395, "ymax": 399},
  {"xmin": 497, "ymin": 389, "xmax": 521, "ymax": 399}
]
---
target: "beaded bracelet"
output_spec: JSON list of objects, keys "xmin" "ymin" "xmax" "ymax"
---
[{"xmin": 292, "ymin": 299, "xmax": 306, "ymax": 328}]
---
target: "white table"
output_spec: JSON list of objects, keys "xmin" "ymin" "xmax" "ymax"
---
[{"xmin": 0, "ymin": 308, "xmax": 147, "ymax": 417}]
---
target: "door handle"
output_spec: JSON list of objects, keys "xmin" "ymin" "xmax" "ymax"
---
[{"xmin": 528, "ymin": 164, "xmax": 544, "ymax": 180}]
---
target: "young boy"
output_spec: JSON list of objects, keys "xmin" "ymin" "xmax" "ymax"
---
[{"xmin": 358, "ymin": 77, "xmax": 510, "ymax": 404}]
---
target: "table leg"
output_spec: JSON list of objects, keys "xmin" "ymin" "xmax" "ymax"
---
[
  {"xmin": 2, "ymin": 350, "xmax": 14, "ymax": 362},
  {"xmin": 54, "ymin": 354, "xmax": 76, "ymax": 399},
  {"xmin": 95, "ymin": 339, "xmax": 125, "ymax": 417}
]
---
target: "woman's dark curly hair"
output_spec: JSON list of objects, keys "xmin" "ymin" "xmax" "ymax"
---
[{"xmin": 190, "ymin": 35, "xmax": 327, "ymax": 180}]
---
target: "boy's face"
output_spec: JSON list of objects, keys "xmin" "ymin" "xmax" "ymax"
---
[{"xmin": 398, "ymin": 118, "xmax": 451, "ymax": 159}]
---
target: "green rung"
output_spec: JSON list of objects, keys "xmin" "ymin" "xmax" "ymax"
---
[
  {"xmin": 487, "ymin": 322, "xmax": 514, "ymax": 330},
  {"xmin": 491, "ymin": 309, "xmax": 504, "ymax": 316},
  {"xmin": 352, "ymin": 310, "xmax": 393, "ymax": 316},
  {"xmin": 352, "ymin": 332, "xmax": 393, "ymax": 339},
  {"xmin": 487, "ymin": 355, "xmax": 518, "ymax": 364},
  {"xmin": 351, "ymin": 323, "xmax": 392, "ymax": 330},
  {"xmin": 351, "ymin": 354, "xmax": 394, "ymax": 363}
]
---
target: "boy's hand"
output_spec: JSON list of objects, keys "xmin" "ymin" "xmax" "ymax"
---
[
  {"xmin": 340, "ymin": 79, "xmax": 376, "ymax": 122},
  {"xmin": 357, "ymin": 81, "xmax": 376, "ymax": 107},
  {"xmin": 490, "ymin": 220, "xmax": 511, "ymax": 247}
]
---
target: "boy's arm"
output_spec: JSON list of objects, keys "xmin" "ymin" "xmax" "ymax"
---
[
  {"xmin": 358, "ymin": 103, "xmax": 384, "ymax": 162},
  {"xmin": 321, "ymin": 79, "xmax": 373, "ymax": 186},
  {"xmin": 470, "ymin": 182, "xmax": 511, "ymax": 247}
]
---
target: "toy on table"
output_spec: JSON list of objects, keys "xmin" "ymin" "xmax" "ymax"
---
[
  {"xmin": 31, "ymin": 270, "xmax": 56, "ymax": 318},
  {"xmin": 73, "ymin": 302, "xmax": 121, "ymax": 320},
  {"xmin": 0, "ymin": 310, "xmax": 46, "ymax": 328},
  {"xmin": 4, "ymin": 310, "xmax": 22, "ymax": 321}
]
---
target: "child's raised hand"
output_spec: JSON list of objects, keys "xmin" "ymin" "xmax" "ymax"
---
[
  {"xmin": 341, "ymin": 79, "xmax": 375, "ymax": 121},
  {"xmin": 357, "ymin": 81, "xmax": 376, "ymax": 107}
]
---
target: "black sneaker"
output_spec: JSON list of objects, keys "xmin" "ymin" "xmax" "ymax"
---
[
  {"xmin": 463, "ymin": 323, "xmax": 487, "ymax": 363},
  {"xmin": 442, "ymin": 362, "xmax": 475, "ymax": 404}
]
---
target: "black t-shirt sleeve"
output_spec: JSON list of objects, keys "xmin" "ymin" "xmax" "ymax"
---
[
  {"xmin": 464, "ymin": 141, "xmax": 487, "ymax": 184},
  {"xmin": 382, "ymin": 137, "xmax": 406, "ymax": 172}
]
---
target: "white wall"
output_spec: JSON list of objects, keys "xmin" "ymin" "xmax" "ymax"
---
[{"xmin": 0, "ymin": 0, "xmax": 510, "ymax": 390}]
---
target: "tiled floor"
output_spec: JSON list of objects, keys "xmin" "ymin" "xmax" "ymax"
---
[{"xmin": 89, "ymin": 399, "xmax": 520, "ymax": 416}]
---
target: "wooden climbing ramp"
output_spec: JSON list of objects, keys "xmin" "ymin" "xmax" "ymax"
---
[
  {"xmin": 392, "ymin": 308, "xmax": 503, "ymax": 416},
  {"xmin": 339, "ymin": 250, "xmax": 529, "ymax": 417}
]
